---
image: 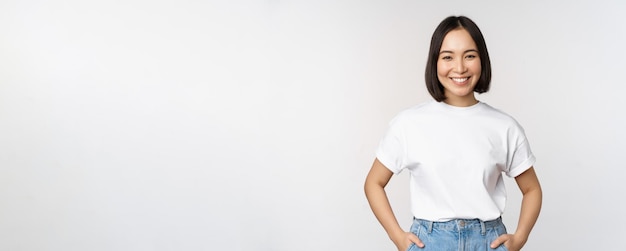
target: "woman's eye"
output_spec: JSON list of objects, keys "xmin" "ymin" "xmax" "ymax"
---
[
  {"xmin": 441, "ymin": 56, "xmax": 452, "ymax": 60},
  {"xmin": 466, "ymin": 54, "xmax": 477, "ymax": 59}
]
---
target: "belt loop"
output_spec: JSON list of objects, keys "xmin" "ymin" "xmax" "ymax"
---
[
  {"xmin": 480, "ymin": 220, "xmax": 486, "ymax": 235},
  {"xmin": 428, "ymin": 221, "xmax": 433, "ymax": 234}
]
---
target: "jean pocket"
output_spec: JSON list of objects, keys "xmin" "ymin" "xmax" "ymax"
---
[{"xmin": 406, "ymin": 243, "xmax": 416, "ymax": 251}]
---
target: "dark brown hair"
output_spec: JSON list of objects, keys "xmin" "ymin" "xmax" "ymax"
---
[{"xmin": 425, "ymin": 16, "xmax": 492, "ymax": 102}]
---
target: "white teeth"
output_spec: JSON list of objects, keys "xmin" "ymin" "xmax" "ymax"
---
[{"xmin": 452, "ymin": 77, "xmax": 468, "ymax": 82}]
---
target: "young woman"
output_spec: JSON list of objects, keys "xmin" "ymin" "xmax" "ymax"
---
[{"xmin": 364, "ymin": 16, "xmax": 542, "ymax": 251}]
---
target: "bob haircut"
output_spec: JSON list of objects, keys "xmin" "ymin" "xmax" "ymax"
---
[{"xmin": 425, "ymin": 16, "xmax": 492, "ymax": 102}]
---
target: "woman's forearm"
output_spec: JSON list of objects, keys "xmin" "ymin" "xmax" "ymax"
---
[
  {"xmin": 364, "ymin": 159, "xmax": 405, "ymax": 241},
  {"xmin": 514, "ymin": 185, "xmax": 542, "ymax": 243},
  {"xmin": 513, "ymin": 167, "xmax": 543, "ymax": 244},
  {"xmin": 365, "ymin": 181, "xmax": 404, "ymax": 239}
]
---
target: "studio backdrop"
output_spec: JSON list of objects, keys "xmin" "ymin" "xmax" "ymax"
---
[{"xmin": 0, "ymin": 0, "xmax": 624, "ymax": 250}]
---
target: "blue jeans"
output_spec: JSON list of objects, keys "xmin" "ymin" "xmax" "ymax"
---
[{"xmin": 407, "ymin": 217, "xmax": 508, "ymax": 251}]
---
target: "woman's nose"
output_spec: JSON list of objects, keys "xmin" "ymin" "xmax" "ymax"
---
[{"xmin": 454, "ymin": 60, "xmax": 466, "ymax": 73}]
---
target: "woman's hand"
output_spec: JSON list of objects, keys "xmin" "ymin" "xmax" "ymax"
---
[
  {"xmin": 391, "ymin": 231, "xmax": 424, "ymax": 251},
  {"xmin": 490, "ymin": 233, "xmax": 526, "ymax": 251}
]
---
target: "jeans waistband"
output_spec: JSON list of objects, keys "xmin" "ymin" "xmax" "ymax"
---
[{"xmin": 413, "ymin": 217, "xmax": 503, "ymax": 233}]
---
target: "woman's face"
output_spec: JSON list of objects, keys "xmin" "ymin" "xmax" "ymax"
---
[{"xmin": 437, "ymin": 28, "xmax": 481, "ymax": 106}]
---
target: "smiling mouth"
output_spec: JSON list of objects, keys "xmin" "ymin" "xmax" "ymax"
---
[{"xmin": 451, "ymin": 77, "xmax": 469, "ymax": 83}]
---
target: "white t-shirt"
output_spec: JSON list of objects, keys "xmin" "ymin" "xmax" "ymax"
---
[{"xmin": 376, "ymin": 100, "xmax": 535, "ymax": 222}]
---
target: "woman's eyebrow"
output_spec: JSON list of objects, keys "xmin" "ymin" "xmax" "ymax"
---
[{"xmin": 439, "ymin": 49, "xmax": 479, "ymax": 54}]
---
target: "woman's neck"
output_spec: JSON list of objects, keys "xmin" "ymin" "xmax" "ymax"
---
[{"xmin": 443, "ymin": 96, "xmax": 479, "ymax": 107}]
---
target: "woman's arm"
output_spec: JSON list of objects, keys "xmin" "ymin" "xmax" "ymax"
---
[
  {"xmin": 364, "ymin": 158, "xmax": 423, "ymax": 251},
  {"xmin": 491, "ymin": 167, "xmax": 543, "ymax": 251}
]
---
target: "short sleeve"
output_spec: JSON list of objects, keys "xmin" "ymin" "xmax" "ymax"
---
[
  {"xmin": 375, "ymin": 116, "xmax": 406, "ymax": 174},
  {"xmin": 506, "ymin": 125, "xmax": 536, "ymax": 178}
]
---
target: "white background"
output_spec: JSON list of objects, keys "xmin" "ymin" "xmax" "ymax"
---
[{"xmin": 1, "ymin": 0, "xmax": 625, "ymax": 250}]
